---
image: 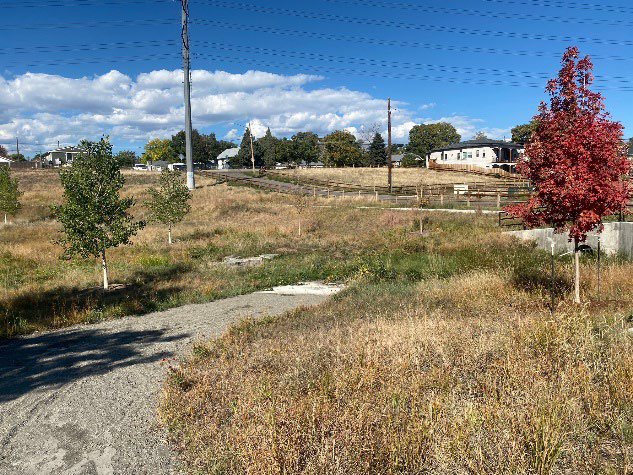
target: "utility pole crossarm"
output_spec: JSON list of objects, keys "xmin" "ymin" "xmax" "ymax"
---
[{"xmin": 181, "ymin": 0, "xmax": 195, "ymax": 190}]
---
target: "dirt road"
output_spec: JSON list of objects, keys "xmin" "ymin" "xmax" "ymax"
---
[{"xmin": 0, "ymin": 284, "xmax": 340, "ymax": 474}]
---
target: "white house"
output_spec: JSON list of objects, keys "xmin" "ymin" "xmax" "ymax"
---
[
  {"xmin": 216, "ymin": 147, "xmax": 239, "ymax": 169},
  {"xmin": 427, "ymin": 138, "xmax": 524, "ymax": 172},
  {"xmin": 45, "ymin": 146, "xmax": 82, "ymax": 166}
]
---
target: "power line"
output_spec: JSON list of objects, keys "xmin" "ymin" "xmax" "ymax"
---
[
  {"xmin": 0, "ymin": 40, "xmax": 178, "ymax": 55},
  {"xmin": 191, "ymin": 52, "xmax": 633, "ymax": 91},
  {"xmin": 1, "ymin": 0, "xmax": 171, "ymax": 7},
  {"xmin": 196, "ymin": 1, "xmax": 633, "ymax": 48},
  {"xmin": 191, "ymin": 21, "xmax": 633, "ymax": 63},
  {"xmin": 323, "ymin": 0, "xmax": 633, "ymax": 28},
  {"xmin": 3, "ymin": 52, "xmax": 181, "ymax": 69},
  {"xmin": 191, "ymin": 41, "xmax": 632, "ymax": 84},
  {"xmin": 483, "ymin": 0, "xmax": 633, "ymax": 14},
  {"xmin": 1, "ymin": 18, "xmax": 176, "ymax": 30}
]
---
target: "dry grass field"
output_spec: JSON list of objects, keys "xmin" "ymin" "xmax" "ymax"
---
[
  {"xmin": 1, "ymin": 168, "xmax": 451, "ymax": 338},
  {"xmin": 288, "ymin": 167, "xmax": 508, "ymax": 187},
  {"xmin": 156, "ymin": 186, "xmax": 633, "ymax": 474},
  {"xmin": 4, "ymin": 168, "xmax": 633, "ymax": 474}
]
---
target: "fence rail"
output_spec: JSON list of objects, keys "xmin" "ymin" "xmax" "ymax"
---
[{"xmin": 428, "ymin": 160, "xmax": 524, "ymax": 179}]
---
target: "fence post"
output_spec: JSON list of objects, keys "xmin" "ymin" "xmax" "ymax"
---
[
  {"xmin": 467, "ymin": 193, "xmax": 471, "ymax": 207},
  {"xmin": 313, "ymin": 186, "xmax": 316, "ymax": 197},
  {"xmin": 497, "ymin": 193, "xmax": 501, "ymax": 209},
  {"xmin": 375, "ymin": 191, "xmax": 378, "ymax": 202},
  {"xmin": 327, "ymin": 188, "xmax": 330, "ymax": 199},
  {"xmin": 440, "ymin": 194, "xmax": 444, "ymax": 206}
]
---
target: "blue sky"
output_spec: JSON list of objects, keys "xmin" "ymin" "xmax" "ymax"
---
[{"xmin": 2, "ymin": 0, "xmax": 632, "ymax": 155}]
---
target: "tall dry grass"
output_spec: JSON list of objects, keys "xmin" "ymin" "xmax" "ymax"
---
[
  {"xmin": 160, "ymin": 267, "xmax": 633, "ymax": 474},
  {"xmin": 290, "ymin": 167, "xmax": 506, "ymax": 187}
]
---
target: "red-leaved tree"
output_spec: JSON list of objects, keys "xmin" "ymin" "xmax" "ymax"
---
[{"xmin": 506, "ymin": 46, "xmax": 630, "ymax": 303}]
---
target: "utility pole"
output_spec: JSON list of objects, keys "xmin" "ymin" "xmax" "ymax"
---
[
  {"xmin": 387, "ymin": 97, "xmax": 392, "ymax": 193},
  {"xmin": 181, "ymin": 0, "xmax": 195, "ymax": 190},
  {"xmin": 248, "ymin": 122, "xmax": 255, "ymax": 173},
  {"xmin": 16, "ymin": 137, "xmax": 19, "ymax": 158}
]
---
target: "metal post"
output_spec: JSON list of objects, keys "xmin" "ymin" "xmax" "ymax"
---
[
  {"xmin": 387, "ymin": 97, "xmax": 392, "ymax": 193},
  {"xmin": 549, "ymin": 238, "xmax": 555, "ymax": 313},
  {"xmin": 181, "ymin": 0, "xmax": 195, "ymax": 190},
  {"xmin": 597, "ymin": 235, "xmax": 601, "ymax": 302}
]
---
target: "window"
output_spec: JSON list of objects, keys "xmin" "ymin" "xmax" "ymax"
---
[
  {"xmin": 457, "ymin": 152, "xmax": 461, "ymax": 159},
  {"xmin": 483, "ymin": 151, "xmax": 486, "ymax": 158},
  {"xmin": 476, "ymin": 150, "xmax": 480, "ymax": 158},
  {"xmin": 468, "ymin": 152, "xmax": 473, "ymax": 159}
]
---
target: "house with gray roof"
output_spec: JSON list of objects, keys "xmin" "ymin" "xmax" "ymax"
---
[
  {"xmin": 427, "ymin": 138, "xmax": 524, "ymax": 172},
  {"xmin": 45, "ymin": 146, "xmax": 82, "ymax": 167}
]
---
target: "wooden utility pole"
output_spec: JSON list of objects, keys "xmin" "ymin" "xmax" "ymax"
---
[
  {"xmin": 387, "ymin": 98, "xmax": 393, "ymax": 193},
  {"xmin": 16, "ymin": 137, "xmax": 19, "ymax": 158},
  {"xmin": 181, "ymin": 0, "xmax": 195, "ymax": 190},
  {"xmin": 248, "ymin": 122, "xmax": 255, "ymax": 173}
]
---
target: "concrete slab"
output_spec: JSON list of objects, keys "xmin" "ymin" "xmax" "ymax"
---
[
  {"xmin": 258, "ymin": 282, "xmax": 344, "ymax": 296},
  {"xmin": 504, "ymin": 222, "xmax": 633, "ymax": 256}
]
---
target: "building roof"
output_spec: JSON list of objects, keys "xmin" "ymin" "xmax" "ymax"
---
[
  {"xmin": 47, "ymin": 146, "xmax": 82, "ymax": 154},
  {"xmin": 431, "ymin": 138, "xmax": 524, "ymax": 153},
  {"xmin": 217, "ymin": 147, "xmax": 239, "ymax": 160}
]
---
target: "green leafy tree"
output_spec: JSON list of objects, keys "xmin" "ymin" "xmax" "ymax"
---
[
  {"xmin": 9, "ymin": 153, "xmax": 26, "ymax": 161},
  {"xmin": 146, "ymin": 170, "xmax": 192, "ymax": 245},
  {"xmin": 0, "ymin": 166, "xmax": 22, "ymax": 224},
  {"xmin": 408, "ymin": 123, "xmax": 461, "ymax": 162},
  {"xmin": 114, "ymin": 150, "xmax": 137, "ymax": 167},
  {"xmin": 53, "ymin": 138, "xmax": 145, "ymax": 290},
  {"xmin": 511, "ymin": 121, "xmax": 538, "ymax": 144},
  {"xmin": 367, "ymin": 132, "xmax": 387, "ymax": 166},
  {"xmin": 291, "ymin": 131, "xmax": 320, "ymax": 167},
  {"xmin": 401, "ymin": 153, "xmax": 422, "ymax": 168},
  {"xmin": 472, "ymin": 131, "xmax": 488, "ymax": 140},
  {"xmin": 143, "ymin": 138, "xmax": 173, "ymax": 164},
  {"xmin": 322, "ymin": 130, "xmax": 361, "ymax": 167}
]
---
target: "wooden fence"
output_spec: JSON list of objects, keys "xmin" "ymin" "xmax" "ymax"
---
[
  {"xmin": 201, "ymin": 170, "xmax": 536, "ymax": 209},
  {"xmin": 428, "ymin": 161, "xmax": 524, "ymax": 179}
]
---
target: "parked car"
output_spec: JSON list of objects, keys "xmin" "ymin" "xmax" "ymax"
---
[
  {"xmin": 132, "ymin": 163, "xmax": 148, "ymax": 171},
  {"xmin": 168, "ymin": 162, "xmax": 186, "ymax": 171}
]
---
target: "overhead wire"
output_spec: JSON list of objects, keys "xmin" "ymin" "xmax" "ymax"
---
[
  {"xmin": 323, "ymin": 0, "xmax": 633, "ymax": 28},
  {"xmin": 483, "ymin": 0, "xmax": 633, "ymax": 15},
  {"xmin": 190, "ymin": 21, "xmax": 633, "ymax": 63},
  {"xmin": 194, "ymin": 1, "xmax": 633, "ymax": 48}
]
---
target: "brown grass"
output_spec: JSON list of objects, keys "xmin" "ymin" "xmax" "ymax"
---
[
  {"xmin": 160, "ymin": 266, "xmax": 633, "ymax": 474},
  {"xmin": 289, "ymin": 167, "xmax": 507, "ymax": 187}
]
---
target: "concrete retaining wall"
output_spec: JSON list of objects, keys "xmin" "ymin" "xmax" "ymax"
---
[{"xmin": 504, "ymin": 222, "xmax": 633, "ymax": 256}]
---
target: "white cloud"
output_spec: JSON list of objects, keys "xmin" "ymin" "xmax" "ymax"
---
[{"xmin": 0, "ymin": 68, "xmax": 507, "ymax": 154}]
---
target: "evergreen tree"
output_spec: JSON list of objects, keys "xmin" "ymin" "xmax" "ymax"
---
[
  {"xmin": 258, "ymin": 128, "xmax": 278, "ymax": 169},
  {"xmin": 367, "ymin": 132, "xmax": 387, "ymax": 166},
  {"xmin": 230, "ymin": 127, "xmax": 263, "ymax": 168},
  {"xmin": 291, "ymin": 132, "xmax": 320, "ymax": 166},
  {"xmin": 0, "ymin": 166, "xmax": 22, "ymax": 224},
  {"xmin": 53, "ymin": 138, "xmax": 144, "ymax": 290},
  {"xmin": 146, "ymin": 170, "xmax": 192, "ymax": 245}
]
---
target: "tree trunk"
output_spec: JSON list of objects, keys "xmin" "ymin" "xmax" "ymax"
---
[
  {"xmin": 168, "ymin": 225, "xmax": 172, "ymax": 245},
  {"xmin": 101, "ymin": 249, "xmax": 109, "ymax": 291},
  {"xmin": 574, "ymin": 238, "xmax": 580, "ymax": 304}
]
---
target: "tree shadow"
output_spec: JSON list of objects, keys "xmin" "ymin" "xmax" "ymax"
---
[
  {"xmin": 1, "ymin": 263, "xmax": 193, "ymax": 339},
  {"xmin": 511, "ymin": 266, "xmax": 571, "ymax": 297},
  {"xmin": 0, "ymin": 327, "xmax": 189, "ymax": 402}
]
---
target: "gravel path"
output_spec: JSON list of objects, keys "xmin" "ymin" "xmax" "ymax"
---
[{"xmin": 0, "ymin": 284, "xmax": 340, "ymax": 474}]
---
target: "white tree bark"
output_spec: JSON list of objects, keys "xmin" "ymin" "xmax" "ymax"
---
[
  {"xmin": 101, "ymin": 249, "xmax": 109, "ymax": 291},
  {"xmin": 574, "ymin": 238, "xmax": 580, "ymax": 304},
  {"xmin": 168, "ymin": 225, "xmax": 172, "ymax": 245}
]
